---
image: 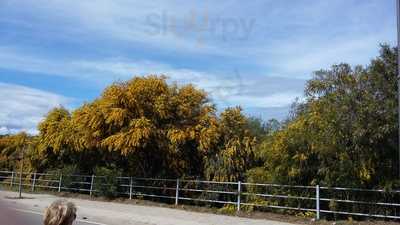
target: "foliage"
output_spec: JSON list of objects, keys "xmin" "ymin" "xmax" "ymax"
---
[
  {"xmin": 93, "ymin": 166, "xmax": 123, "ymax": 198},
  {"xmin": 0, "ymin": 132, "xmax": 35, "ymax": 171},
  {"xmin": 204, "ymin": 107, "xmax": 257, "ymax": 182},
  {"xmin": 44, "ymin": 165, "xmax": 79, "ymax": 191},
  {"xmin": 218, "ymin": 204, "xmax": 237, "ymax": 214},
  {"xmin": 250, "ymin": 45, "xmax": 398, "ymax": 188},
  {"xmin": 69, "ymin": 76, "xmax": 220, "ymax": 177},
  {"xmin": 8, "ymin": 76, "xmax": 224, "ymax": 179}
]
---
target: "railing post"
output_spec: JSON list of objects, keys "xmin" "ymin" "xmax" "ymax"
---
[
  {"xmin": 90, "ymin": 174, "xmax": 95, "ymax": 197},
  {"xmin": 129, "ymin": 177, "xmax": 133, "ymax": 200},
  {"xmin": 18, "ymin": 169, "xmax": 23, "ymax": 198},
  {"xmin": 237, "ymin": 181, "xmax": 241, "ymax": 212},
  {"xmin": 10, "ymin": 171, "xmax": 14, "ymax": 188},
  {"xmin": 58, "ymin": 174, "xmax": 62, "ymax": 192},
  {"xmin": 175, "ymin": 178, "xmax": 179, "ymax": 205},
  {"xmin": 31, "ymin": 172, "xmax": 36, "ymax": 192},
  {"xmin": 316, "ymin": 185, "xmax": 320, "ymax": 220}
]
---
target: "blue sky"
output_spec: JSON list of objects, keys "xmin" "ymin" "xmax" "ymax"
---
[{"xmin": 0, "ymin": 0, "xmax": 396, "ymax": 134}]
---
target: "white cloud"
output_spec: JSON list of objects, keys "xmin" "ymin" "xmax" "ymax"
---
[
  {"xmin": 255, "ymin": 33, "xmax": 395, "ymax": 79},
  {"xmin": 226, "ymin": 92, "xmax": 301, "ymax": 108},
  {"xmin": 0, "ymin": 0, "xmax": 394, "ymax": 132},
  {"xmin": 0, "ymin": 47, "xmax": 304, "ymax": 124},
  {"xmin": 1, "ymin": 0, "xmax": 394, "ymax": 80},
  {"xmin": 0, "ymin": 0, "xmax": 234, "ymax": 56},
  {"xmin": 0, "ymin": 46, "xmax": 231, "ymax": 89},
  {"xmin": 0, "ymin": 83, "xmax": 71, "ymax": 135}
]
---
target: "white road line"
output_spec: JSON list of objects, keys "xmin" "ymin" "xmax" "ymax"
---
[{"xmin": 10, "ymin": 208, "xmax": 108, "ymax": 225}]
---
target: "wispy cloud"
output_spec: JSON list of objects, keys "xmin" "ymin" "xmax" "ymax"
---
[
  {"xmin": 0, "ymin": 83, "xmax": 71, "ymax": 134},
  {"xmin": 0, "ymin": 0, "xmax": 395, "ymax": 73},
  {"xmin": 0, "ymin": 0, "xmax": 395, "ymax": 132},
  {"xmin": 1, "ymin": 0, "xmax": 394, "ymax": 78},
  {"xmin": 0, "ymin": 0, "xmax": 243, "ymax": 56},
  {"xmin": 0, "ymin": 46, "xmax": 304, "ymax": 110}
]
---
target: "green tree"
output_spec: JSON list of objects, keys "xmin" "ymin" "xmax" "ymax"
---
[
  {"xmin": 0, "ymin": 132, "xmax": 34, "ymax": 172},
  {"xmin": 205, "ymin": 107, "xmax": 257, "ymax": 182},
  {"xmin": 250, "ymin": 45, "xmax": 398, "ymax": 188},
  {"xmin": 39, "ymin": 76, "xmax": 220, "ymax": 178}
]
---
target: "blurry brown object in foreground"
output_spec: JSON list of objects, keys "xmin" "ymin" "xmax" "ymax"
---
[{"xmin": 43, "ymin": 199, "xmax": 77, "ymax": 225}]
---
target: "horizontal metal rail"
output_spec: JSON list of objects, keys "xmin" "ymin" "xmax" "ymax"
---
[
  {"xmin": 242, "ymin": 192, "xmax": 316, "ymax": 200},
  {"xmin": 242, "ymin": 202, "xmax": 317, "ymax": 212},
  {"xmin": 34, "ymin": 184, "xmax": 59, "ymax": 189},
  {"xmin": 242, "ymin": 182, "xmax": 315, "ymax": 189},
  {"xmin": 69, "ymin": 181, "xmax": 91, "ymax": 185},
  {"xmin": 320, "ymin": 186, "xmax": 400, "ymax": 193},
  {"xmin": 36, "ymin": 173, "xmax": 60, "ymax": 177},
  {"xmin": 65, "ymin": 174, "xmax": 93, "ymax": 178},
  {"xmin": 0, "ymin": 180, "xmax": 12, "ymax": 184},
  {"xmin": 35, "ymin": 178, "xmax": 60, "ymax": 183},
  {"xmin": 178, "ymin": 197, "xmax": 236, "ymax": 205},
  {"xmin": 131, "ymin": 184, "xmax": 175, "ymax": 191},
  {"xmin": 1, "ymin": 169, "xmax": 400, "ymax": 221},
  {"xmin": 181, "ymin": 179, "xmax": 237, "ymax": 185},
  {"xmin": 131, "ymin": 192, "xmax": 175, "ymax": 199},
  {"xmin": 61, "ymin": 187, "xmax": 91, "ymax": 192},
  {"xmin": 180, "ymin": 187, "xmax": 236, "ymax": 195},
  {"xmin": 319, "ymin": 198, "xmax": 400, "ymax": 207},
  {"xmin": 131, "ymin": 177, "xmax": 176, "ymax": 182}
]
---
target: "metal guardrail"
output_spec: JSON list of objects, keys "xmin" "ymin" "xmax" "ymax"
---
[{"xmin": 0, "ymin": 170, "xmax": 399, "ymax": 220}]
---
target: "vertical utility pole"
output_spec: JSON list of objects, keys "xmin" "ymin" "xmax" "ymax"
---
[
  {"xmin": 397, "ymin": 0, "xmax": 400, "ymax": 178},
  {"xmin": 18, "ymin": 148, "xmax": 24, "ymax": 198},
  {"xmin": 31, "ymin": 172, "xmax": 36, "ymax": 192}
]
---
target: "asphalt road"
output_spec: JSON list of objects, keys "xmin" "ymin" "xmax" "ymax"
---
[
  {"xmin": 2, "ymin": 207, "xmax": 107, "ymax": 225},
  {"xmin": 0, "ymin": 190, "xmax": 295, "ymax": 225}
]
